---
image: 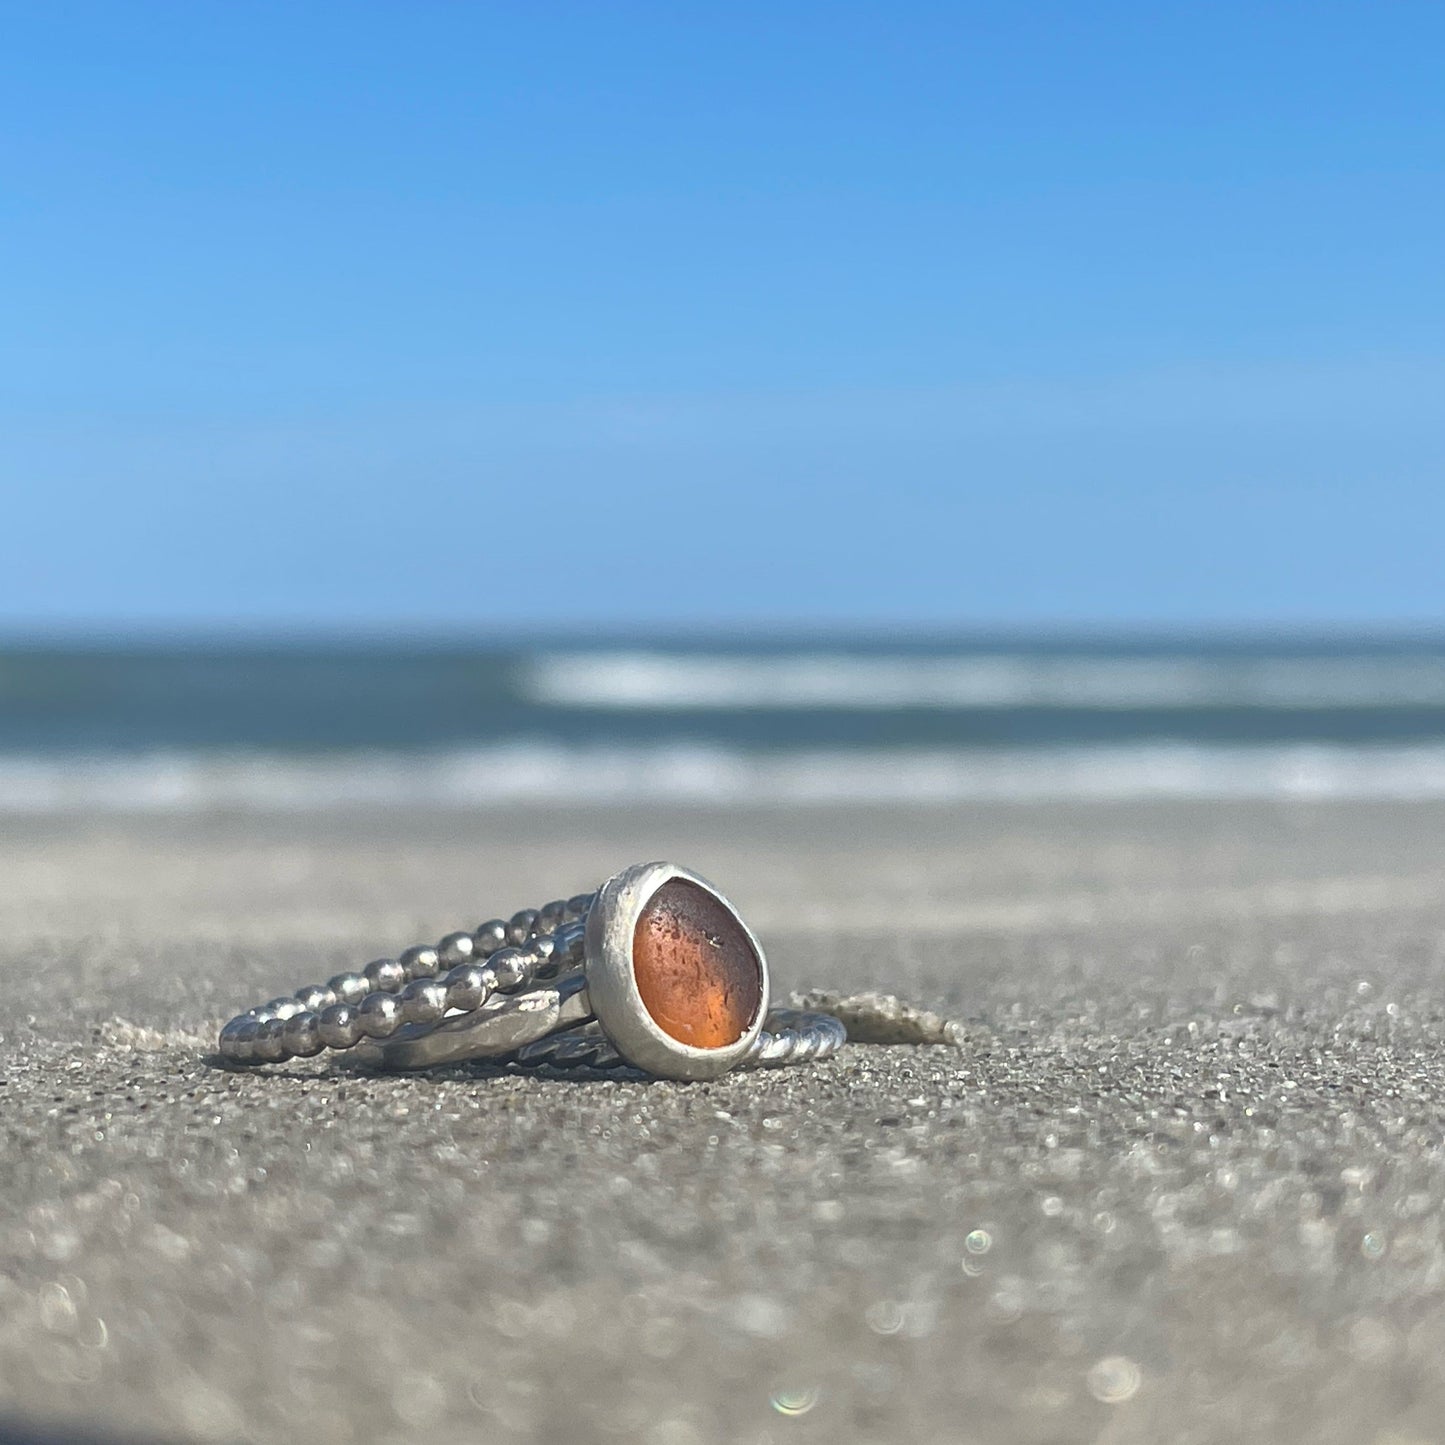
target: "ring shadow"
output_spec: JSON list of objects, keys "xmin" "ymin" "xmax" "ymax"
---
[
  {"xmin": 0, "ymin": 1417, "xmax": 191, "ymax": 1445},
  {"xmin": 198, "ymin": 1051, "xmax": 651, "ymax": 1085}
]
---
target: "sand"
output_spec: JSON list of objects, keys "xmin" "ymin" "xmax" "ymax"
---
[{"xmin": 3, "ymin": 800, "xmax": 1445, "ymax": 1444}]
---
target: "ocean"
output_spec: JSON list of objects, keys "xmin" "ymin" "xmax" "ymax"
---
[{"xmin": 5, "ymin": 634, "xmax": 1445, "ymax": 812}]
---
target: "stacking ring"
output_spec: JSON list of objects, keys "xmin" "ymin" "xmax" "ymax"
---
[{"xmin": 217, "ymin": 861, "xmax": 846, "ymax": 1081}]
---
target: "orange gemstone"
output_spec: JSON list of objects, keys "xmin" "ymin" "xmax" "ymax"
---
[{"xmin": 633, "ymin": 879, "xmax": 762, "ymax": 1049}]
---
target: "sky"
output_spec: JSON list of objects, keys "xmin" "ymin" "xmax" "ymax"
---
[{"xmin": 2, "ymin": 1, "xmax": 1443, "ymax": 633}]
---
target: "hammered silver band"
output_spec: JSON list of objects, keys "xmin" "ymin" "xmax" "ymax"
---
[
  {"xmin": 512, "ymin": 1008, "xmax": 848, "ymax": 1072},
  {"xmin": 363, "ymin": 970, "xmax": 846, "ymax": 1072}
]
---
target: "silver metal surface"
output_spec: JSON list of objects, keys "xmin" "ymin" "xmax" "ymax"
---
[
  {"xmin": 507, "ymin": 909, "xmax": 540, "ymax": 945},
  {"xmin": 537, "ymin": 898, "xmax": 569, "ymax": 934},
  {"xmin": 442, "ymin": 963, "xmax": 488, "ymax": 1012},
  {"xmin": 363, "ymin": 958, "xmax": 405, "ymax": 993},
  {"xmin": 295, "ymin": 984, "xmax": 335, "ymax": 1013},
  {"xmin": 513, "ymin": 1007, "xmax": 846, "ymax": 1072},
  {"xmin": 749, "ymin": 1008, "xmax": 849, "ymax": 1065},
  {"xmin": 217, "ymin": 895, "xmax": 595, "ymax": 1065},
  {"xmin": 317, "ymin": 1003, "xmax": 361, "ymax": 1049},
  {"xmin": 436, "ymin": 932, "xmax": 476, "ymax": 968},
  {"xmin": 473, "ymin": 919, "xmax": 508, "ymax": 955},
  {"xmin": 327, "ymin": 971, "xmax": 369, "ymax": 1005},
  {"xmin": 487, "ymin": 947, "xmax": 529, "ymax": 991},
  {"xmin": 282, "ymin": 1010, "xmax": 323, "ymax": 1058},
  {"xmin": 398, "ymin": 945, "xmax": 439, "ymax": 980},
  {"xmin": 254, "ymin": 1016, "xmax": 287, "ymax": 1062},
  {"xmin": 365, "ymin": 971, "xmax": 594, "ymax": 1069},
  {"xmin": 399, "ymin": 979, "xmax": 448, "ymax": 1025},
  {"xmin": 357, "ymin": 991, "xmax": 402, "ymax": 1037}
]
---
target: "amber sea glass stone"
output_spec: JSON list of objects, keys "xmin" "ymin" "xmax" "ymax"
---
[{"xmin": 632, "ymin": 879, "xmax": 763, "ymax": 1049}]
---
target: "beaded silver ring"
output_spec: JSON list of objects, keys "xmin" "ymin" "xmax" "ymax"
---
[{"xmin": 217, "ymin": 861, "xmax": 846, "ymax": 1081}]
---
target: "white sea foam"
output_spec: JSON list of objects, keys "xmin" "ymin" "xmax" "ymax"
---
[
  {"xmin": 6, "ymin": 742, "xmax": 1445, "ymax": 813},
  {"xmin": 524, "ymin": 651, "xmax": 1445, "ymax": 710}
]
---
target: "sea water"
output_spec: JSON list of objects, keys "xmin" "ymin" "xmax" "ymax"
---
[{"xmin": 4, "ymin": 634, "xmax": 1445, "ymax": 811}]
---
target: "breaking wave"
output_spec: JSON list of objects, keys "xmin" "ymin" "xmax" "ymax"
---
[
  {"xmin": 523, "ymin": 650, "xmax": 1445, "ymax": 711},
  {"xmin": 7, "ymin": 741, "xmax": 1445, "ymax": 813}
]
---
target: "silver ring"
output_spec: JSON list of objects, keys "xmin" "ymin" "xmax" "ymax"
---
[{"xmin": 217, "ymin": 860, "xmax": 846, "ymax": 1081}]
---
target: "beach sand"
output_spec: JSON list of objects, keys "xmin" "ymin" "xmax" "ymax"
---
[{"xmin": 3, "ymin": 800, "xmax": 1445, "ymax": 1443}]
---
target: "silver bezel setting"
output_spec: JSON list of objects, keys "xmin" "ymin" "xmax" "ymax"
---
[{"xmin": 584, "ymin": 861, "xmax": 769, "ymax": 1081}]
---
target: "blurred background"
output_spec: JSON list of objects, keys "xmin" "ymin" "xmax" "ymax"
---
[{"xmin": 3, "ymin": 0, "xmax": 1444, "ymax": 813}]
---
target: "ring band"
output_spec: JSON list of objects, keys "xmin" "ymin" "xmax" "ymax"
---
[
  {"xmin": 366, "ymin": 971, "xmax": 847, "ymax": 1074},
  {"xmin": 217, "ymin": 861, "xmax": 846, "ymax": 1081}
]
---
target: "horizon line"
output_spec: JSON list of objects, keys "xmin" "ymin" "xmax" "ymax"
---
[{"xmin": 3, "ymin": 619, "xmax": 1445, "ymax": 650}]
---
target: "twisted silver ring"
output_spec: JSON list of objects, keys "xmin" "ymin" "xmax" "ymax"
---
[{"xmin": 217, "ymin": 861, "xmax": 846, "ymax": 1081}]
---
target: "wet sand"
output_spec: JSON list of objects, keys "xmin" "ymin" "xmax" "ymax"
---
[{"xmin": 2, "ymin": 800, "xmax": 1445, "ymax": 1443}]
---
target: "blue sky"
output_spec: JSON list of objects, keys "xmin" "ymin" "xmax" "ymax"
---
[{"xmin": 3, "ymin": 1, "xmax": 1443, "ymax": 631}]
